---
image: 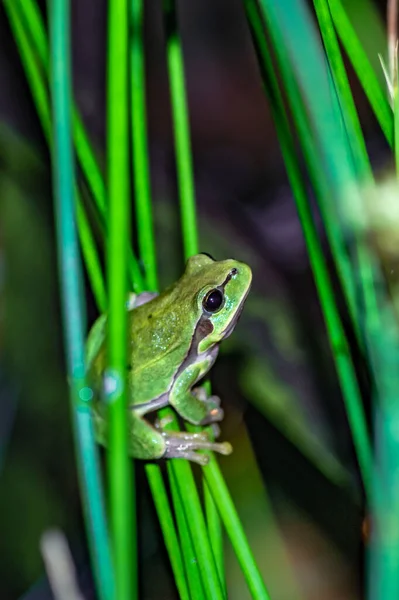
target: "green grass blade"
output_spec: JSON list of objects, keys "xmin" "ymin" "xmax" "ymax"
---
[
  {"xmin": 5, "ymin": 1, "xmax": 51, "ymax": 137},
  {"xmin": 162, "ymin": 1, "xmax": 226, "ymax": 593},
  {"xmin": 163, "ymin": 2, "xmax": 271, "ymax": 595},
  {"xmin": 313, "ymin": 0, "xmax": 372, "ymax": 179},
  {"xmin": 163, "ymin": 0, "xmax": 198, "ymax": 258},
  {"xmin": 169, "ymin": 457, "xmax": 225, "ymax": 600},
  {"xmin": 167, "ymin": 464, "xmax": 206, "ymax": 599},
  {"xmin": 48, "ymin": 1, "xmax": 114, "ymax": 599},
  {"xmin": 367, "ymin": 312, "xmax": 399, "ymax": 598},
  {"xmin": 328, "ymin": 0, "xmax": 393, "ymax": 146},
  {"xmin": 312, "ymin": 0, "xmax": 382, "ymax": 365},
  {"xmin": 246, "ymin": 0, "xmax": 372, "ymax": 497},
  {"xmin": 76, "ymin": 203, "xmax": 107, "ymax": 312},
  {"xmin": 204, "ymin": 482, "xmax": 225, "ymax": 594},
  {"xmin": 130, "ymin": 0, "xmax": 158, "ymax": 291},
  {"xmin": 146, "ymin": 465, "xmax": 191, "ymax": 600},
  {"xmin": 106, "ymin": 0, "xmax": 136, "ymax": 597},
  {"xmin": 11, "ymin": 0, "xmax": 146, "ymax": 293},
  {"xmin": 128, "ymin": 2, "xmax": 204, "ymax": 595},
  {"xmin": 204, "ymin": 458, "xmax": 271, "ymax": 600},
  {"xmin": 4, "ymin": 1, "xmax": 107, "ymax": 311},
  {"xmin": 14, "ymin": 0, "xmax": 107, "ymax": 218},
  {"xmin": 128, "ymin": 2, "xmax": 198, "ymax": 594},
  {"xmin": 13, "ymin": 3, "xmax": 187, "ymax": 593},
  {"xmin": 162, "ymin": 5, "xmax": 228, "ymax": 594},
  {"xmin": 253, "ymin": 0, "xmax": 362, "ymax": 346},
  {"xmin": 158, "ymin": 412, "xmax": 224, "ymax": 600},
  {"xmin": 367, "ymin": 58, "xmax": 399, "ymax": 600}
]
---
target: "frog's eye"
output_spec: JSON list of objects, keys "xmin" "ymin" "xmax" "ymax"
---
[{"xmin": 203, "ymin": 289, "xmax": 224, "ymax": 313}]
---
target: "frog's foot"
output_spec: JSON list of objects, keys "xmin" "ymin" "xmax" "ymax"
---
[
  {"xmin": 154, "ymin": 416, "xmax": 221, "ymax": 440},
  {"xmin": 160, "ymin": 430, "xmax": 232, "ymax": 465},
  {"xmin": 209, "ymin": 423, "xmax": 221, "ymax": 439},
  {"xmin": 192, "ymin": 387, "xmax": 224, "ymax": 425}
]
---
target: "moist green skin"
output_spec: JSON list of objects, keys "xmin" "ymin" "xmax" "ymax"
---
[{"xmin": 86, "ymin": 253, "xmax": 252, "ymax": 463}]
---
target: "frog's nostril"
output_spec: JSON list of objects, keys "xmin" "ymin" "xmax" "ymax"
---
[{"xmin": 231, "ymin": 268, "xmax": 238, "ymax": 276}]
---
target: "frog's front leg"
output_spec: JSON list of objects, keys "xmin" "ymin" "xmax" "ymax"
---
[{"xmin": 169, "ymin": 361, "xmax": 224, "ymax": 425}]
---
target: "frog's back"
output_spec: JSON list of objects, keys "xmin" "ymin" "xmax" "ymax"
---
[
  {"xmin": 127, "ymin": 296, "xmax": 194, "ymax": 405},
  {"xmin": 89, "ymin": 270, "xmax": 202, "ymax": 406}
]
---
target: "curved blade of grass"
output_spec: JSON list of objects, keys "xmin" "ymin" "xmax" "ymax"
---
[
  {"xmin": 10, "ymin": 0, "xmax": 145, "ymax": 292},
  {"xmin": 204, "ymin": 457, "xmax": 271, "ymax": 600},
  {"xmin": 223, "ymin": 426, "xmax": 304, "ymax": 600},
  {"xmin": 328, "ymin": 0, "xmax": 393, "ymax": 146},
  {"xmin": 106, "ymin": 0, "xmax": 136, "ymax": 597},
  {"xmin": 130, "ymin": 0, "xmax": 158, "ymax": 291},
  {"xmin": 161, "ymin": 413, "xmax": 225, "ymax": 600},
  {"xmin": 48, "ymin": 1, "xmax": 114, "ymax": 599},
  {"xmin": 246, "ymin": 0, "xmax": 372, "ymax": 497}
]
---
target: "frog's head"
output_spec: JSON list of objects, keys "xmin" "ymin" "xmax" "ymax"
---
[{"xmin": 184, "ymin": 253, "xmax": 252, "ymax": 354}]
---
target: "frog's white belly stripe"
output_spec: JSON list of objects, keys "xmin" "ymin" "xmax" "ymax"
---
[{"xmin": 130, "ymin": 392, "xmax": 169, "ymax": 416}]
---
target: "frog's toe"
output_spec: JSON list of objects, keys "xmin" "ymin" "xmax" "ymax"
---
[
  {"xmin": 162, "ymin": 432, "xmax": 232, "ymax": 463},
  {"xmin": 208, "ymin": 394, "xmax": 221, "ymax": 407},
  {"xmin": 200, "ymin": 406, "xmax": 224, "ymax": 425},
  {"xmin": 161, "ymin": 429, "xmax": 209, "ymax": 442},
  {"xmin": 167, "ymin": 449, "xmax": 210, "ymax": 465},
  {"xmin": 193, "ymin": 388, "xmax": 221, "ymax": 406}
]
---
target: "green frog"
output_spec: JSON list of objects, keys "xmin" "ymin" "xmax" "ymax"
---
[{"xmin": 86, "ymin": 253, "xmax": 252, "ymax": 465}]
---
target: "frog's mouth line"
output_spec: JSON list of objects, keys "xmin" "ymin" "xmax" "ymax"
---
[{"xmin": 221, "ymin": 292, "xmax": 248, "ymax": 339}]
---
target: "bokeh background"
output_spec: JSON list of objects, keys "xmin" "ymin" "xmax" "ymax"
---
[{"xmin": 0, "ymin": 0, "xmax": 391, "ymax": 598}]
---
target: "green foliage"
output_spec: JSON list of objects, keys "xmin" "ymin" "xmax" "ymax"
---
[{"xmin": 5, "ymin": 0, "xmax": 399, "ymax": 598}]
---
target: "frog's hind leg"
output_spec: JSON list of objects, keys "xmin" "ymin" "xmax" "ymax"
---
[
  {"xmin": 94, "ymin": 404, "xmax": 231, "ymax": 463},
  {"xmin": 93, "ymin": 404, "xmax": 166, "ymax": 460}
]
